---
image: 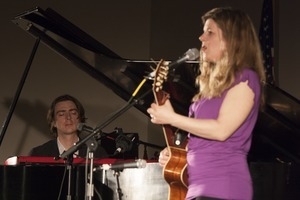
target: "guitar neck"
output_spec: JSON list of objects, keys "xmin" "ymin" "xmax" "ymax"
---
[{"xmin": 152, "ymin": 59, "xmax": 188, "ymax": 200}]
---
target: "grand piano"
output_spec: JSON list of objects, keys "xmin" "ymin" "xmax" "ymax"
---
[{"xmin": 0, "ymin": 7, "xmax": 300, "ymax": 200}]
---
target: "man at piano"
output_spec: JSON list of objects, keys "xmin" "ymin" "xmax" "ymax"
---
[{"xmin": 29, "ymin": 94, "xmax": 108, "ymax": 158}]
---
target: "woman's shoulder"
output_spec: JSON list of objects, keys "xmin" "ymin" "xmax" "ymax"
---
[
  {"xmin": 235, "ymin": 68, "xmax": 261, "ymax": 94},
  {"xmin": 237, "ymin": 68, "xmax": 259, "ymax": 81}
]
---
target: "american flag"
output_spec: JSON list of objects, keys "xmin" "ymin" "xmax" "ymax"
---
[{"xmin": 259, "ymin": 0, "xmax": 275, "ymax": 85}]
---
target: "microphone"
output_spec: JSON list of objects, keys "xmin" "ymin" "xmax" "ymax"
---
[
  {"xmin": 95, "ymin": 159, "xmax": 147, "ymax": 171},
  {"xmin": 168, "ymin": 48, "xmax": 199, "ymax": 68},
  {"xmin": 77, "ymin": 123, "xmax": 94, "ymax": 133},
  {"xmin": 147, "ymin": 48, "xmax": 199, "ymax": 79}
]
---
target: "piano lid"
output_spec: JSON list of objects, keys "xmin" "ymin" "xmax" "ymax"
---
[
  {"xmin": 250, "ymin": 84, "xmax": 300, "ymax": 163},
  {"xmin": 12, "ymin": 7, "xmax": 300, "ymax": 163},
  {"xmin": 12, "ymin": 6, "xmax": 198, "ymax": 115}
]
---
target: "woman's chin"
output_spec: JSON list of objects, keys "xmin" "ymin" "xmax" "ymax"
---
[{"xmin": 202, "ymin": 55, "xmax": 210, "ymax": 62}]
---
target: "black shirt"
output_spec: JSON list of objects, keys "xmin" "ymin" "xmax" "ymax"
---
[{"xmin": 29, "ymin": 138, "xmax": 108, "ymax": 158}]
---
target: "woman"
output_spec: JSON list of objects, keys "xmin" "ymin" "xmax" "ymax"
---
[{"xmin": 147, "ymin": 7, "xmax": 265, "ymax": 200}]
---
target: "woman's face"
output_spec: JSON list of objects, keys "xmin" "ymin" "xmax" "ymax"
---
[{"xmin": 199, "ymin": 19, "xmax": 226, "ymax": 63}]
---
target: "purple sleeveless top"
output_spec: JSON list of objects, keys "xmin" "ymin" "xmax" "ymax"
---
[{"xmin": 186, "ymin": 69, "xmax": 261, "ymax": 200}]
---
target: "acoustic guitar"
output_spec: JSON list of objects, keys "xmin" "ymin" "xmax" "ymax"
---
[{"xmin": 152, "ymin": 59, "xmax": 188, "ymax": 200}]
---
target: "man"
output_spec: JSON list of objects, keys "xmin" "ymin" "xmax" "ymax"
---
[{"xmin": 30, "ymin": 94, "xmax": 108, "ymax": 158}]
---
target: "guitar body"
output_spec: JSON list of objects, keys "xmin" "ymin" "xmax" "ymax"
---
[
  {"xmin": 152, "ymin": 60, "xmax": 188, "ymax": 200},
  {"xmin": 163, "ymin": 125, "xmax": 188, "ymax": 200}
]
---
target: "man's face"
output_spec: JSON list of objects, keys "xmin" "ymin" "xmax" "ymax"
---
[{"xmin": 53, "ymin": 100, "xmax": 80, "ymax": 136}]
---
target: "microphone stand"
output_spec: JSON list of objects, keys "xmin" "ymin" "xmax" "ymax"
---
[
  {"xmin": 85, "ymin": 137, "xmax": 98, "ymax": 200},
  {"xmin": 65, "ymin": 155, "xmax": 73, "ymax": 200},
  {"xmin": 114, "ymin": 170, "xmax": 123, "ymax": 200},
  {"xmin": 59, "ymin": 88, "xmax": 152, "ymax": 159},
  {"xmin": 58, "ymin": 89, "xmax": 152, "ymax": 198}
]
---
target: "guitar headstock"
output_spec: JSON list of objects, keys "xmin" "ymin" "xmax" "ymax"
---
[
  {"xmin": 152, "ymin": 59, "xmax": 170, "ymax": 105},
  {"xmin": 153, "ymin": 59, "xmax": 169, "ymax": 92}
]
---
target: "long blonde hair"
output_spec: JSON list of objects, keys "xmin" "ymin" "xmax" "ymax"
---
[{"xmin": 193, "ymin": 7, "xmax": 265, "ymax": 102}]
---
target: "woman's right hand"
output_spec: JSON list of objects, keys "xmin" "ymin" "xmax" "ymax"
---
[{"xmin": 158, "ymin": 147, "xmax": 170, "ymax": 166}]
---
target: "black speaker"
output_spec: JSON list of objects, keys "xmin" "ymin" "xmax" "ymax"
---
[{"xmin": 100, "ymin": 128, "xmax": 139, "ymax": 159}]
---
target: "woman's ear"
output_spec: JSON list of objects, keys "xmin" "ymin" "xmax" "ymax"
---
[{"xmin": 219, "ymin": 40, "xmax": 226, "ymax": 51}]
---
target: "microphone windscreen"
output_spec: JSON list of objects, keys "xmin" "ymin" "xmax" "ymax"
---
[{"xmin": 185, "ymin": 48, "xmax": 199, "ymax": 60}]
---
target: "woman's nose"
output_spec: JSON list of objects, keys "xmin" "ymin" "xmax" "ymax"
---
[{"xmin": 199, "ymin": 34, "xmax": 204, "ymax": 41}]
